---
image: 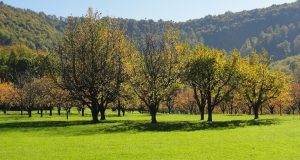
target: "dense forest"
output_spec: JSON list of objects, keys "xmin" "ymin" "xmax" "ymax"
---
[{"xmin": 2, "ymin": 1, "xmax": 300, "ymax": 60}]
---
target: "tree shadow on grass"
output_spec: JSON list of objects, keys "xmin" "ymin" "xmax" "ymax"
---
[
  {"xmin": 0, "ymin": 119, "xmax": 123, "ymax": 129},
  {"xmin": 0, "ymin": 120, "xmax": 91, "ymax": 129},
  {"xmin": 0, "ymin": 118, "xmax": 279, "ymax": 136},
  {"xmin": 99, "ymin": 119, "xmax": 278, "ymax": 133}
]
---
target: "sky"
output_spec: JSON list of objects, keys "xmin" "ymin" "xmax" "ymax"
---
[{"xmin": 2, "ymin": 0, "xmax": 297, "ymax": 22}]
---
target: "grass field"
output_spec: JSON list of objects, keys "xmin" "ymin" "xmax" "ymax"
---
[{"xmin": 0, "ymin": 110, "xmax": 300, "ymax": 160}]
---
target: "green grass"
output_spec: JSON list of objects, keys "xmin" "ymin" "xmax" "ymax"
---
[{"xmin": 0, "ymin": 110, "xmax": 300, "ymax": 160}]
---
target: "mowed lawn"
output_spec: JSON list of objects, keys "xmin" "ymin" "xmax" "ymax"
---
[{"xmin": 0, "ymin": 110, "xmax": 300, "ymax": 160}]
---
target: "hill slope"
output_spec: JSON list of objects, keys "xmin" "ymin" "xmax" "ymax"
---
[
  {"xmin": 0, "ymin": 2, "xmax": 63, "ymax": 51},
  {"xmin": 2, "ymin": 1, "xmax": 300, "ymax": 60},
  {"xmin": 270, "ymin": 54, "xmax": 300, "ymax": 79},
  {"xmin": 119, "ymin": 0, "xmax": 300, "ymax": 60}
]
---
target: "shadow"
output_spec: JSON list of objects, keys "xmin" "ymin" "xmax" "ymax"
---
[
  {"xmin": 0, "ymin": 120, "xmax": 94, "ymax": 128},
  {"xmin": 0, "ymin": 118, "xmax": 279, "ymax": 136},
  {"xmin": 225, "ymin": 114, "xmax": 244, "ymax": 116},
  {"xmin": 101, "ymin": 119, "xmax": 278, "ymax": 133}
]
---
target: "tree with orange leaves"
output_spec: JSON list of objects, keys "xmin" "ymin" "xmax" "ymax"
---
[
  {"xmin": 174, "ymin": 88, "xmax": 197, "ymax": 114},
  {"xmin": 265, "ymin": 80, "xmax": 292, "ymax": 115},
  {"xmin": 0, "ymin": 82, "xmax": 19, "ymax": 114},
  {"xmin": 289, "ymin": 82, "xmax": 300, "ymax": 114}
]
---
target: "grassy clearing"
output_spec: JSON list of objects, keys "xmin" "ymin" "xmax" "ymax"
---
[{"xmin": 0, "ymin": 110, "xmax": 300, "ymax": 160}]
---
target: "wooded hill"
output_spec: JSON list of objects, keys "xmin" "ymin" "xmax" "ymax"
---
[
  {"xmin": 1, "ymin": 1, "xmax": 300, "ymax": 60},
  {"xmin": 270, "ymin": 54, "xmax": 300, "ymax": 79},
  {"xmin": 0, "ymin": 2, "xmax": 63, "ymax": 51}
]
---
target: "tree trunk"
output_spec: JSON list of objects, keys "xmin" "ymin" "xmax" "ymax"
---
[
  {"xmin": 91, "ymin": 108, "xmax": 99, "ymax": 123},
  {"xmin": 260, "ymin": 106, "xmax": 263, "ymax": 115},
  {"xmin": 207, "ymin": 92, "xmax": 213, "ymax": 122},
  {"xmin": 270, "ymin": 107, "xmax": 274, "ymax": 114},
  {"xmin": 28, "ymin": 110, "xmax": 32, "ymax": 117},
  {"xmin": 58, "ymin": 107, "xmax": 61, "ymax": 115},
  {"xmin": 66, "ymin": 109, "xmax": 69, "ymax": 120},
  {"xmin": 149, "ymin": 105, "xmax": 157, "ymax": 124},
  {"xmin": 49, "ymin": 108, "xmax": 52, "ymax": 116},
  {"xmin": 248, "ymin": 106, "xmax": 252, "ymax": 115},
  {"xmin": 193, "ymin": 86, "xmax": 205, "ymax": 121},
  {"xmin": 200, "ymin": 106, "xmax": 205, "ymax": 120},
  {"xmin": 253, "ymin": 105, "xmax": 259, "ymax": 119},
  {"xmin": 40, "ymin": 109, "xmax": 43, "ymax": 117},
  {"xmin": 81, "ymin": 107, "xmax": 85, "ymax": 117},
  {"xmin": 279, "ymin": 105, "xmax": 282, "ymax": 116},
  {"xmin": 21, "ymin": 110, "xmax": 23, "ymax": 115},
  {"xmin": 122, "ymin": 108, "xmax": 125, "ymax": 116},
  {"xmin": 100, "ymin": 109, "xmax": 105, "ymax": 120},
  {"xmin": 117, "ymin": 100, "xmax": 121, "ymax": 117},
  {"xmin": 151, "ymin": 112, "xmax": 157, "ymax": 124},
  {"xmin": 221, "ymin": 108, "xmax": 225, "ymax": 114},
  {"xmin": 207, "ymin": 106, "xmax": 213, "ymax": 122}
]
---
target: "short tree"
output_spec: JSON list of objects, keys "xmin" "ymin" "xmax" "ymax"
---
[
  {"xmin": 0, "ymin": 82, "xmax": 18, "ymax": 114},
  {"xmin": 241, "ymin": 51, "xmax": 286, "ymax": 119},
  {"xmin": 184, "ymin": 46, "xmax": 241, "ymax": 121}
]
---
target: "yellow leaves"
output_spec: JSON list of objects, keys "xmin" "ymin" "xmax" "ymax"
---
[
  {"xmin": 268, "ymin": 81, "xmax": 294, "ymax": 109},
  {"xmin": 240, "ymin": 50, "xmax": 289, "ymax": 107},
  {"xmin": 126, "ymin": 29, "xmax": 184, "ymax": 107}
]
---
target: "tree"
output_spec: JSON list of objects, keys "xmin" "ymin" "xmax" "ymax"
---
[
  {"xmin": 184, "ymin": 46, "xmax": 241, "ymax": 121},
  {"xmin": 182, "ymin": 45, "xmax": 206, "ymax": 120},
  {"xmin": 0, "ymin": 45, "xmax": 49, "ymax": 83},
  {"xmin": 18, "ymin": 78, "xmax": 38, "ymax": 117},
  {"xmin": 293, "ymin": 35, "xmax": 300, "ymax": 54},
  {"xmin": 164, "ymin": 87, "xmax": 178, "ymax": 114},
  {"xmin": 52, "ymin": 9, "xmax": 128, "ymax": 123},
  {"xmin": 217, "ymin": 91, "xmax": 245, "ymax": 115},
  {"xmin": 113, "ymin": 59, "xmax": 128, "ymax": 117},
  {"xmin": 267, "ymin": 83, "xmax": 292, "ymax": 115},
  {"xmin": 126, "ymin": 27, "xmax": 185, "ymax": 123},
  {"xmin": 289, "ymin": 82, "xmax": 300, "ymax": 114},
  {"xmin": 0, "ymin": 82, "xmax": 18, "ymax": 114},
  {"xmin": 241, "ymin": 51, "xmax": 286, "ymax": 119},
  {"xmin": 174, "ymin": 88, "xmax": 197, "ymax": 114}
]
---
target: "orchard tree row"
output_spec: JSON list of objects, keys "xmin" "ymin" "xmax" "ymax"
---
[{"xmin": 0, "ymin": 9, "xmax": 295, "ymax": 123}]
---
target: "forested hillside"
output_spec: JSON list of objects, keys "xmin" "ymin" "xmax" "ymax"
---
[
  {"xmin": 0, "ymin": 2, "xmax": 63, "ymax": 51},
  {"xmin": 1, "ymin": 1, "xmax": 300, "ymax": 60},
  {"xmin": 119, "ymin": 0, "xmax": 300, "ymax": 60},
  {"xmin": 270, "ymin": 54, "xmax": 300, "ymax": 79}
]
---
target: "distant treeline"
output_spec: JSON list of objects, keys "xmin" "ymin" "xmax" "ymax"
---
[{"xmin": 2, "ymin": 1, "xmax": 300, "ymax": 60}]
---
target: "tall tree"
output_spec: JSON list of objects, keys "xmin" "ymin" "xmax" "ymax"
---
[
  {"xmin": 126, "ymin": 27, "xmax": 185, "ymax": 123},
  {"xmin": 52, "ymin": 9, "xmax": 128, "ymax": 123}
]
